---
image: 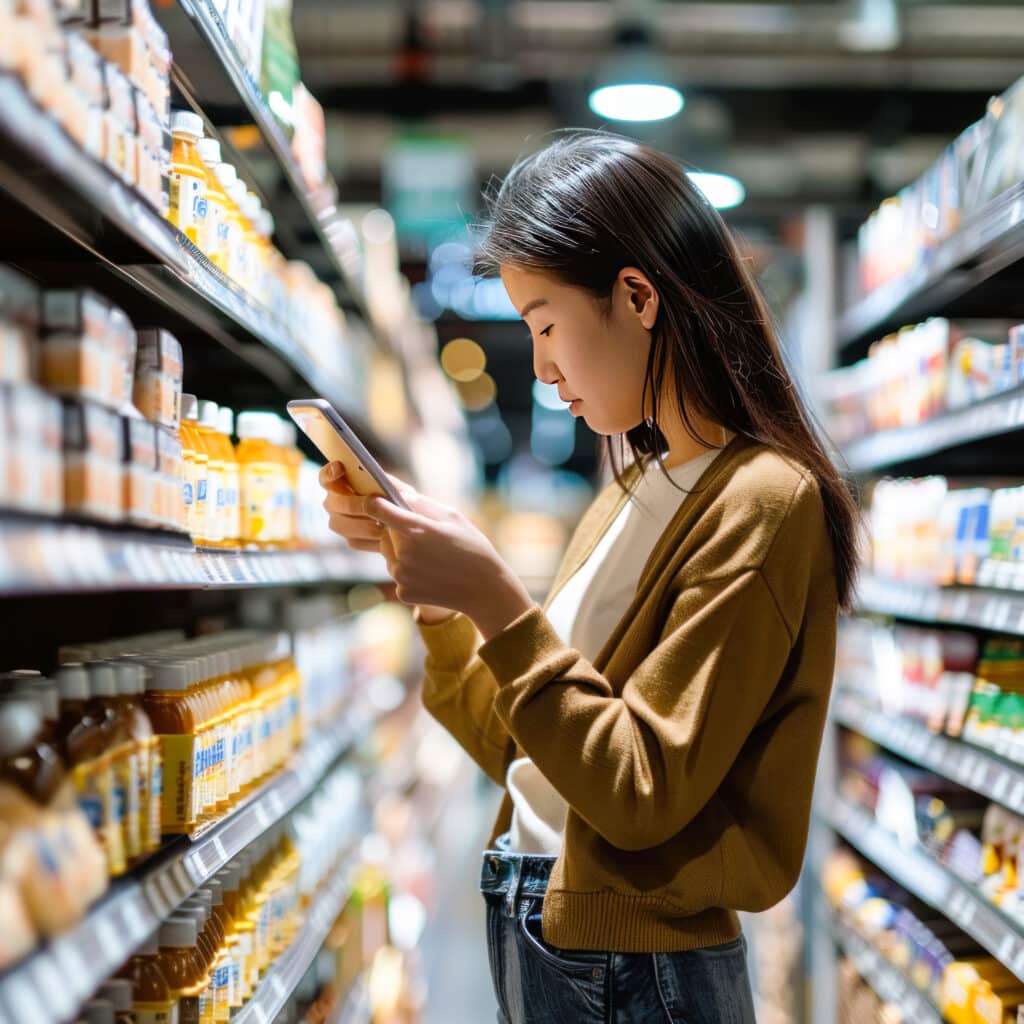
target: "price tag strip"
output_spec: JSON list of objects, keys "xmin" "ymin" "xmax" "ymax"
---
[{"xmin": 827, "ymin": 798, "xmax": 1024, "ymax": 982}]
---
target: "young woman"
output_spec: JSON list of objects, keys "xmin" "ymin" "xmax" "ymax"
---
[{"xmin": 320, "ymin": 131, "xmax": 859, "ymax": 1023}]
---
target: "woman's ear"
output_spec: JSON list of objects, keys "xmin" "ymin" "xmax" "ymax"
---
[{"xmin": 617, "ymin": 267, "xmax": 659, "ymax": 330}]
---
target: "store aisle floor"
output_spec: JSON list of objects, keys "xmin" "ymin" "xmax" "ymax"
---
[{"xmin": 422, "ymin": 770, "xmax": 503, "ymax": 1024}]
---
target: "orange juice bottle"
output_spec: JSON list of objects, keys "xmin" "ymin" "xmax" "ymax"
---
[
  {"xmin": 199, "ymin": 882, "xmax": 233, "ymax": 1022},
  {"xmin": 237, "ymin": 413, "xmax": 284, "ymax": 548},
  {"xmin": 214, "ymin": 163, "xmax": 244, "ymax": 285},
  {"xmin": 223, "ymin": 856, "xmax": 256, "ymax": 1004},
  {"xmin": 278, "ymin": 421, "xmax": 302, "ymax": 547},
  {"xmin": 85, "ymin": 662, "xmax": 128, "ymax": 877},
  {"xmin": 142, "ymin": 660, "xmax": 202, "ymax": 834},
  {"xmin": 196, "ymin": 138, "xmax": 229, "ymax": 270},
  {"xmin": 216, "ymin": 408, "xmax": 241, "ymax": 549},
  {"xmin": 155, "ymin": 916, "xmax": 206, "ymax": 1024},
  {"xmin": 168, "ymin": 111, "xmax": 208, "ymax": 246},
  {"xmin": 242, "ymin": 194, "xmax": 268, "ymax": 305},
  {"xmin": 228, "ymin": 179, "xmax": 255, "ymax": 294},
  {"xmin": 196, "ymin": 401, "xmax": 225, "ymax": 547},
  {"xmin": 179, "ymin": 395, "xmax": 208, "ymax": 544},
  {"xmin": 108, "ymin": 661, "xmax": 147, "ymax": 864},
  {"xmin": 119, "ymin": 932, "xmax": 176, "ymax": 1024}
]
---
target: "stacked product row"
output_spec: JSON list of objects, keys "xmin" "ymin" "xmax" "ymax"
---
[
  {"xmin": 0, "ymin": 267, "xmax": 338, "ymax": 548},
  {"xmin": 824, "ymin": 848, "xmax": 1021, "ymax": 1023},
  {"xmin": 840, "ymin": 732, "xmax": 1024, "ymax": 946},
  {"xmin": 866, "ymin": 476, "xmax": 1024, "ymax": 587},
  {"xmin": 0, "ymin": 596, "xmax": 362, "ymax": 967},
  {"xmin": 823, "ymin": 318, "xmax": 1024, "ymax": 447},
  {"xmin": 855, "ymin": 74, "xmax": 1024, "ymax": 296},
  {"xmin": 1, "ymin": 0, "xmax": 352, "ymax": 379}
]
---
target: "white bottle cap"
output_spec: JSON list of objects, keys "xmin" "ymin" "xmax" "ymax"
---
[
  {"xmin": 229, "ymin": 180, "xmax": 248, "ymax": 208},
  {"xmin": 170, "ymin": 110, "xmax": 204, "ymax": 139},
  {"xmin": 197, "ymin": 137, "xmax": 221, "ymax": 166},
  {"xmin": 198, "ymin": 399, "xmax": 220, "ymax": 430},
  {"xmin": 55, "ymin": 664, "xmax": 90, "ymax": 702},
  {"xmin": 83, "ymin": 999, "xmax": 115, "ymax": 1024},
  {"xmin": 236, "ymin": 411, "xmax": 280, "ymax": 442},
  {"xmin": 258, "ymin": 210, "xmax": 275, "ymax": 238},
  {"xmin": 216, "ymin": 163, "xmax": 238, "ymax": 192},
  {"xmin": 144, "ymin": 661, "xmax": 190, "ymax": 692},
  {"xmin": 181, "ymin": 393, "xmax": 199, "ymax": 422},
  {"xmin": 114, "ymin": 661, "xmax": 145, "ymax": 697},
  {"xmin": 86, "ymin": 662, "xmax": 117, "ymax": 699},
  {"xmin": 217, "ymin": 406, "xmax": 234, "ymax": 437},
  {"xmin": 159, "ymin": 915, "xmax": 197, "ymax": 948},
  {"xmin": 36, "ymin": 680, "xmax": 59, "ymax": 722},
  {"xmin": 99, "ymin": 980, "xmax": 133, "ymax": 1013},
  {"xmin": 242, "ymin": 194, "xmax": 261, "ymax": 221}
]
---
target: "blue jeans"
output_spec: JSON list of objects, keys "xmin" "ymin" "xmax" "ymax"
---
[{"xmin": 481, "ymin": 844, "xmax": 757, "ymax": 1024}]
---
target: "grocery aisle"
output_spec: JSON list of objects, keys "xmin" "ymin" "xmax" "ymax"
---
[{"xmin": 421, "ymin": 774, "xmax": 503, "ymax": 1024}]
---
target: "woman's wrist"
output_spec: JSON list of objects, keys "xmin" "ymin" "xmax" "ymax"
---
[
  {"xmin": 414, "ymin": 604, "xmax": 456, "ymax": 625},
  {"xmin": 470, "ymin": 567, "xmax": 535, "ymax": 642}
]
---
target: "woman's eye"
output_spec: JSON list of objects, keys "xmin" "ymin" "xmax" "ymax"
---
[{"xmin": 540, "ymin": 325, "xmax": 554, "ymax": 338}]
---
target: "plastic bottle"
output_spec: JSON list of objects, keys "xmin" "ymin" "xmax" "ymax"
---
[
  {"xmin": 155, "ymin": 915, "xmax": 206, "ymax": 1024},
  {"xmin": 119, "ymin": 932, "xmax": 175, "ymax": 1024},
  {"xmin": 179, "ymin": 395, "xmax": 208, "ymax": 544},
  {"xmin": 0, "ymin": 686, "xmax": 66, "ymax": 805},
  {"xmin": 241, "ymin": 194, "xmax": 266, "ymax": 305},
  {"xmin": 196, "ymin": 401, "xmax": 225, "ymax": 546},
  {"xmin": 142, "ymin": 660, "xmax": 202, "ymax": 834},
  {"xmin": 113, "ymin": 660, "xmax": 162, "ymax": 858},
  {"xmin": 177, "ymin": 901, "xmax": 215, "ymax": 1023},
  {"xmin": 215, "ymin": 164, "xmax": 245, "ymax": 287},
  {"xmin": 200, "ymin": 882, "xmax": 234, "ymax": 1022},
  {"xmin": 98, "ymin": 979, "xmax": 136, "ymax": 1024},
  {"xmin": 216, "ymin": 407, "xmax": 241, "ymax": 549},
  {"xmin": 85, "ymin": 662, "xmax": 129, "ymax": 876},
  {"xmin": 229, "ymin": 180, "xmax": 257, "ymax": 295},
  {"xmin": 168, "ymin": 111, "xmax": 208, "ymax": 246},
  {"xmin": 55, "ymin": 664, "xmax": 113, "ymax": 857},
  {"xmin": 217, "ymin": 860, "xmax": 247, "ymax": 1012},
  {"xmin": 237, "ymin": 413, "xmax": 285, "ymax": 548},
  {"xmin": 83, "ymin": 999, "xmax": 115, "ymax": 1024},
  {"xmin": 279, "ymin": 420, "xmax": 302, "ymax": 547},
  {"xmin": 196, "ymin": 138, "xmax": 229, "ymax": 271}
]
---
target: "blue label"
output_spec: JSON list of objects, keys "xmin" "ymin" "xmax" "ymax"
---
[
  {"xmin": 113, "ymin": 784, "xmax": 126, "ymax": 822},
  {"xmin": 79, "ymin": 796, "xmax": 103, "ymax": 830},
  {"xmin": 197, "ymin": 479, "xmax": 207, "ymax": 502},
  {"xmin": 217, "ymin": 487, "xmax": 225, "ymax": 508},
  {"xmin": 183, "ymin": 482, "xmax": 193, "ymax": 506},
  {"xmin": 194, "ymin": 196, "xmax": 208, "ymax": 219}
]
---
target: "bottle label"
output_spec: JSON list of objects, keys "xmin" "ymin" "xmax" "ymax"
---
[
  {"xmin": 183, "ymin": 481, "xmax": 193, "ymax": 506},
  {"xmin": 178, "ymin": 994, "xmax": 200, "ymax": 1024},
  {"xmin": 148, "ymin": 739, "xmax": 163, "ymax": 847},
  {"xmin": 169, "ymin": 168, "xmax": 207, "ymax": 245},
  {"xmin": 118, "ymin": 744, "xmax": 142, "ymax": 861},
  {"xmin": 158, "ymin": 732, "xmax": 200, "ymax": 832}
]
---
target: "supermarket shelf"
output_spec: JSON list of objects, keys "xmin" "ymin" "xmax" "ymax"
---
[
  {"xmin": 329, "ymin": 975, "xmax": 370, "ymax": 1024},
  {"xmin": 233, "ymin": 861, "xmax": 358, "ymax": 1024},
  {"xmin": 155, "ymin": 0, "xmax": 380, "ymax": 336},
  {"xmin": 0, "ymin": 519, "xmax": 389, "ymax": 596},
  {"xmin": 838, "ymin": 181, "xmax": 1024, "ymax": 353},
  {"xmin": 833, "ymin": 692, "xmax": 1024, "ymax": 817},
  {"xmin": 0, "ymin": 74, "xmax": 403, "ymax": 468},
  {"xmin": 822, "ymin": 797, "xmax": 1024, "ymax": 983},
  {"xmin": 830, "ymin": 914, "xmax": 944, "ymax": 1024},
  {"xmin": 842, "ymin": 383, "xmax": 1024, "ymax": 473},
  {"xmin": 0, "ymin": 709, "xmax": 370, "ymax": 1024},
  {"xmin": 856, "ymin": 571, "xmax": 1024, "ymax": 635}
]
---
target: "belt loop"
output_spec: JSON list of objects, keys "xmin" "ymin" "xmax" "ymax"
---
[{"xmin": 504, "ymin": 857, "xmax": 522, "ymax": 919}]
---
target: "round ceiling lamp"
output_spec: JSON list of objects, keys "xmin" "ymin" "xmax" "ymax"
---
[
  {"xmin": 687, "ymin": 171, "xmax": 746, "ymax": 210},
  {"xmin": 588, "ymin": 83, "xmax": 684, "ymax": 123}
]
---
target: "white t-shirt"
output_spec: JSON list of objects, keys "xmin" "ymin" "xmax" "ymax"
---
[{"xmin": 506, "ymin": 447, "xmax": 723, "ymax": 855}]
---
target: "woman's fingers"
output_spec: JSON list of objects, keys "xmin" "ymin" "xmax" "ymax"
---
[
  {"xmin": 319, "ymin": 461, "xmax": 356, "ymax": 495},
  {"xmin": 322, "ymin": 490, "xmax": 370, "ymax": 518},
  {"xmin": 327, "ymin": 513, "xmax": 384, "ymax": 543}
]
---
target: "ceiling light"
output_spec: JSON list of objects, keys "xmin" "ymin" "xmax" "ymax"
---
[
  {"xmin": 688, "ymin": 171, "xmax": 746, "ymax": 210},
  {"xmin": 589, "ymin": 83, "xmax": 684, "ymax": 123}
]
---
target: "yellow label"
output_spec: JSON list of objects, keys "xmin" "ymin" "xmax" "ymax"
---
[
  {"xmin": 146, "ymin": 736, "xmax": 163, "ymax": 849},
  {"xmin": 201, "ymin": 194, "xmax": 227, "ymax": 263},
  {"xmin": 159, "ymin": 733, "xmax": 200, "ymax": 832},
  {"xmin": 240, "ymin": 462, "xmax": 277, "ymax": 543},
  {"xmin": 117, "ymin": 743, "xmax": 142, "ymax": 861},
  {"xmin": 169, "ymin": 168, "xmax": 207, "ymax": 244}
]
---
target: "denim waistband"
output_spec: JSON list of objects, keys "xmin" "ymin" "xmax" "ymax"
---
[{"xmin": 480, "ymin": 835, "xmax": 557, "ymax": 918}]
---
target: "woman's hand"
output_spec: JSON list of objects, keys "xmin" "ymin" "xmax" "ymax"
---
[
  {"xmin": 318, "ymin": 461, "xmax": 390, "ymax": 554},
  {"xmin": 365, "ymin": 487, "xmax": 536, "ymax": 643}
]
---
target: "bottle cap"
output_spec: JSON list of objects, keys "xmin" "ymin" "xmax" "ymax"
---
[
  {"xmin": 228, "ymin": 180, "xmax": 248, "ymax": 207},
  {"xmin": 170, "ymin": 110, "xmax": 204, "ymax": 139},
  {"xmin": 180, "ymin": 901, "xmax": 208, "ymax": 925},
  {"xmin": 144, "ymin": 661, "xmax": 190, "ymax": 692},
  {"xmin": 113, "ymin": 661, "xmax": 144, "ymax": 697},
  {"xmin": 258, "ymin": 210, "xmax": 275, "ymax": 238},
  {"xmin": 242, "ymin": 194, "xmax": 261, "ymax": 220},
  {"xmin": 198, "ymin": 400, "xmax": 219, "ymax": 430},
  {"xmin": 219, "ymin": 860, "xmax": 242, "ymax": 891},
  {"xmin": 137, "ymin": 933, "xmax": 160, "ymax": 956},
  {"xmin": 217, "ymin": 406, "xmax": 234, "ymax": 438},
  {"xmin": 181, "ymin": 393, "xmax": 199, "ymax": 422},
  {"xmin": 159, "ymin": 915, "xmax": 197, "ymax": 948},
  {"xmin": 204, "ymin": 879, "xmax": 224, "ymax": 906},
  {"xmin": 99, "ymin": 980, "xmax": 133, "ymax": 1013},
  {"xmin": 83, "ymin": 999, "xmax": 115, "ymax": 1024},
  {"xmin": 215, "ymin": 163, "xmax": 237, "ymax": 192},
  {"xmin": 0, "ymin": 700, "xmax": 42, "ymax": 758},
  {"xmin": 36, "ymin": 680, "xmax": 59, "ymax": 722},
  {"xmin": 236, "ymin": 411, "xmax": 280, "ymax": 442},
  {"xmin": 55, "ymin": 664, "xmax": 90, "ymax": 702},
  {"xmin": 197, "ymin": 137, "xmax": 221, "ymax": 167},
  {"xmin": 87, "ymin": 663, "xmax": 117, "ymax": 699}
]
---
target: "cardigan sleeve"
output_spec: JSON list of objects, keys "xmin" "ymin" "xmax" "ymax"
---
[
  {"xmin": 416, "ymin": 612, "xmax": 518, "ymax": 786},
  {"xmin": 475, "ymin": 570, "xmax": 792, "ymax": 850}
]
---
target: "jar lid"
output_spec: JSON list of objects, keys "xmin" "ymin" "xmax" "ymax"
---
[
  {"xmin": 180, "ymin": 393, "xmax": 199, "ymax": 422},
  {"xmin": 55, "ymin": 664, "xmax": 89, "ymax": 702},
  {"xmin": 198, "ymin": 400, "xmax": 219, "ymax": 430}
]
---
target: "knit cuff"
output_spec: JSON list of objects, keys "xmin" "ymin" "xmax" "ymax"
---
[
  {"xmin": 476, "ymin": 605, "xmax": 561, "ymax": 686},
  {"xmin": 417, "ymin": 611, "xmax": 480, "ymax": 673}
]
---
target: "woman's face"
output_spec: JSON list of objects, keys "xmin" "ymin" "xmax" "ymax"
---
[{"xmin": 500, "ymin": 265, "xmax": 657, "ymax": 436}]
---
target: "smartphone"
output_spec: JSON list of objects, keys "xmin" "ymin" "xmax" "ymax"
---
[{"xmin": 286, "ymin": 398, "xmax": 410, "ymax": 509}]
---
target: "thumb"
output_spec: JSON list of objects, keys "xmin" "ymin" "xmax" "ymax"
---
[{"xmin": 367, "ymin": 496, "xmax": 428, "ymax": 534}]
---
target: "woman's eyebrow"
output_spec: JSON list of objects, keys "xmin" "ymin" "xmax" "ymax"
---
[{"xmin": 520, "ymin": 298, "xmax": 549, "ymax": 319}]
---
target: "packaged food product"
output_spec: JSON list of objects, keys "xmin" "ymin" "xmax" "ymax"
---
[
  {"xmin": 214, "ymin": 163, "xmax": 243, "ymax": 284},
  {"xmin": 134, "ymin": 328, "xmax": 182, "ymax": 408},
  {"xmin": 40, "ymin": 288, "xmax": 112, "ymax": 405},
  {"xmin": 168, "ymin": 110, "xmax": 208, "ymax": 245},
  {"xmin": 123, "ymin": 415, "xmax": 158, "ymax": 527},
  {"xmin": 62, "ymin": 398, "xmax": 123, "ymax": 521},
  {"xmin": 2, "ymin": 383, "xmax": 63, "ymax": 516},
  {"xmin": 0, "ymin": 264, "xmax": 39, "ymax": 385},
  {"xmin": 156, "ymin": 425, "xmax": 186, "ymax": 532}
]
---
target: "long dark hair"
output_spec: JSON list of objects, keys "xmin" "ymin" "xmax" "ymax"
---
[{"xmin": 476, "ymin": 131, "xmax": 860, "ymax": 610}]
